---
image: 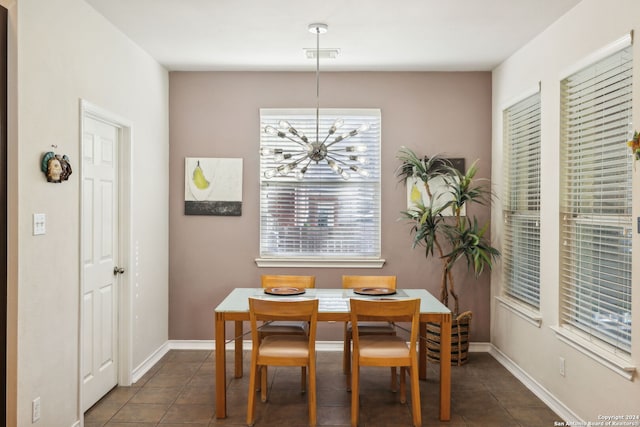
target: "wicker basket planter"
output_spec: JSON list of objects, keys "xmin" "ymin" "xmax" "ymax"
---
[{"xmin": 426, "ymin": 311, "xmax": 472, "ymax": 366}]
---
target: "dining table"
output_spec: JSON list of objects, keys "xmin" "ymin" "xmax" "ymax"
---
[{"xmin": 214, "ymin": 287, "xmax": 452, "ymax": 421}]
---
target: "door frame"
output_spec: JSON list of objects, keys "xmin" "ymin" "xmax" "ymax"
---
[
  {"xmin": 1, "ymin": 5, "xmax": 7, "ymax": 424},
  {"xmin": 78, "ymin": 99, "xmax": 133, "ymax": 416}
]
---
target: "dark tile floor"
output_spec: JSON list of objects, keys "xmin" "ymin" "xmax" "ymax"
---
[{"xmin": 84, "ymin": 350, "xmax": 561, "ymax": 426}]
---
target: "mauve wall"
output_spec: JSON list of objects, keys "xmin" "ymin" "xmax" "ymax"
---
[{"xmin": 169, "ymin": 71, "xmax": 492, "ymax": 342}]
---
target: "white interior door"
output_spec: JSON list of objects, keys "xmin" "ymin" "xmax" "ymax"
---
[{"xmin": 81, "ymin": 115, "xmax": 120, "ymax": 411}]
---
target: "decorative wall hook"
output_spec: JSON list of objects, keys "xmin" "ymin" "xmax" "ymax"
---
[{"xmin": 41, "ymin": 151, "xmax": 72, "ymax": 183}]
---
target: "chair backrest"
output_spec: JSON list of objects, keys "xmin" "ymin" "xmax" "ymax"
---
[
  {"xmin": 342, "ymin": 275, "xmax": 397, "ymax": 289},
  {"xmin": 349, "ymin": 298, "xmax": 420, "ymax": 351},
  {"xmin": 261, "ymin": 275, "xmax": 316, "ymax": 289},
  {"xmin": 249, "ymin": 298, "xmax": 319, "ymax": 349}
]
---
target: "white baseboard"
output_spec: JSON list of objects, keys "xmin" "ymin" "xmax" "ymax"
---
[
  {"xmin": 469, "ymin": 341, "xmax": 492, "ymax": 352},
  {"xmin": 489, "ymin": 344, "xmax": 581, "ymax": 423},
  {"xmin": 129, "ymin": 339, "xmax": 484, "ymax": 382},
  {"xmin": 165, "ymin": 339, "xmax": 343, "ymax": 352},
  {"xmin": 168, "ymin": 340, "xmax": 215, "ymax": 350},
  {"xmin": 165, "ymin": 340, "xmax": 491, "ymax": 353},
  {"xmin": 131, "ymin": 339, "xmax": 576, "ymax": 424},
  {"xmin": 131, "ymin": 341, "xmax": 171, "ymax": 383}
]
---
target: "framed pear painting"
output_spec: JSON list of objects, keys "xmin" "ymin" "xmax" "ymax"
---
[{"xmin": 184, "ymin": 157, "xmax": 243, "ymax": 216}]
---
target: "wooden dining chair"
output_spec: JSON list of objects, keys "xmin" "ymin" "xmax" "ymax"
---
[
  {"xmin": 247, "ymin": 297, "xmax": 319, "ymax": 427},
  {"xmin": 259, "ymin": 275, "xmax": 316, "ymax": 336},
  {"xmin": 258, "ymin": 275, "xmax": 315, "ymax": 392},
  {"xmin": 349, "ymin": 298, "xmax": 422, "ymax": 427},
  {"xmin": 342, "ymin": 275, "xmax": 397, "ymax": 390}
]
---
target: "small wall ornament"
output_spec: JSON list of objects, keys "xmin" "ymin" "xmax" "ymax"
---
[{"xmin": 41, "ymin": 150, "xmax": 72, "ymax": 183}]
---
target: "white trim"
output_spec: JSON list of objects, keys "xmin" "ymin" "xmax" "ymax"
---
[
  {"xmin": 125, "ymin": 338, "xmax": 502, "ymax": 384},
  {"xmin": 168, "ymin": 340, "xmax": 216, "ymax": 351},
  {"xmin": 559, "ymin": 32, "xmax": 633, "ymax": 80},
  {"xmin": 131, "ymin": 341, "xmax": 171, "ymax": 383},
  {"xmin": 166, "ymin": 339, "xmax": 344, "ymax": 352},
  {"xmin": 255, "ymin": 257, "xmax": 385, "ymax": 268},
  {"xmin": 469, "ymin": 341, "xmax": 492, "ymax": 353},
  {"xmin": 496, "ymin": 296, "xmax": 542, "ymax": 328},
  {"xmin": 118, "ymin": 122, "xmax": 134, "ymax": 387},
  {"xmin": 499, "ymin": 82, "xmax": 541, "ymax": 112},
  {"xmin": 165, "ymin": 339, "xmax": 491, "ymax": 353},
  {"xmin": 71, "ymin": 421, "xmax": 81, "ymax": 427},
  {"xmin": 490, "ymin": 344, "xmax": 581, "ymax": 423},
  {"xmin": 550, "ymin": 326, "xmax": 636, "ymax": 381}
]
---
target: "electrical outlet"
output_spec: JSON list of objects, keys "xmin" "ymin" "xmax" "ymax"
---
[
  {"xmin": 559, "ymin": 357, "xmax": 566, "ymax": 377},
  {"xmin": 32, "ymin": 397, "xmax": 41, "ymax": 422}
]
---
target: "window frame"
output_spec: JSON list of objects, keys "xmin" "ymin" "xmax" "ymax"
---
[
  {"xmin": 501, "ymin": 91, "xmax": 542, "ymax": 315},
  {"xmin": 256, "ymin": 108, "xmax": 384, "ymax": 268},
  {"xmin": 558, "ymin": 43, "xmax": 633, "ymax": 364}
]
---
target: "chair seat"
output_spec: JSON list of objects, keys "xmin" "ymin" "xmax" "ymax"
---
[
  {"xmin": 260, "ymin": 321, "xmax": 307, "ymax": 335},
  {"xmin": 359, "ymin": 336, "xmax": 409, "ymax": 359},
  {"xmin": 260, "ymin": 335, "xmax": 309, "ymax": 358}
]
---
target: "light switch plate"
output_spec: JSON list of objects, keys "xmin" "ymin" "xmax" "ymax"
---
[{"xmin": 33, "ymin": 213, "xmax": 46, "ymax": 236}]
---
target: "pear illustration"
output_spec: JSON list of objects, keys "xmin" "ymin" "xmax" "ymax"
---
[
  {"xmin": 192, "ymin": 161, "xmax": 210, "ymax": 190},
  {"xmin": 410, "ymin": 181, "xmax": 422, "ymax": 205}
]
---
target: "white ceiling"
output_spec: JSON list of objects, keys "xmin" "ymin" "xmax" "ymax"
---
[{"xmin": 85, "ymin": 0, "xmax": 582, "ymax": 72}]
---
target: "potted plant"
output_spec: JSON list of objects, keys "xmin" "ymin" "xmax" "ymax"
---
[{"xmin": 396, "ymin": 147, "xmax": 500, "ymax": 365}]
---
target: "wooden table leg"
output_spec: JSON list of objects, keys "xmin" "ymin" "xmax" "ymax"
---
[
  {"xmin": 419, "ymin": 321, "xmax": 427, "ymax": 380},
  {"xmin": 439, "ymin": 314, "xmax": 451, "ymax": 421},
  {"xmin": 234, "ymin": 320, "xmax": 243, "ymax": 378},
  {"xmin": 215, "ymin": 312, "xmax": 227, "ymax": 419}
]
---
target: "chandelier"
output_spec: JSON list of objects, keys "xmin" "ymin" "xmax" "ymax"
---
[{"xmin": 261, "ymin": 23, "xmax": 370, "ymax": 180}]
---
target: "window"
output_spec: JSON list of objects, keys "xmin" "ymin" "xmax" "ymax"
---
[
  {"xmin": 258, "ymin": 109, "xmax": 381, "ymax": 265},
  {"xmin": 560, "ymin": 46, "xmax": 633, "ymax": 355},
  {"xmin": 502, "ymin": 92, "xmax": 541, "ymax": 310}
]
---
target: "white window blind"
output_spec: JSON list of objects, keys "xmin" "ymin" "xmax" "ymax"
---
[
  {"xmin": 503, "ymin": 92, "xmax": 541, "ymax": 309},
  {"xmin": 560, "ymin": 46, "xmax": 633, "ymax": 354},
  {"xmin": 259, "ymin": 109, "xmax": 381, "ymax": 258}
]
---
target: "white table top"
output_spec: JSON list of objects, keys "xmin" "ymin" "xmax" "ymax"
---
[{"xmin": 215, "ymin": 288, "xmax": 450, "ymax": 315}]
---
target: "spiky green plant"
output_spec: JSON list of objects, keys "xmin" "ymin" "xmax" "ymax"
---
[{"xmin": 397, "ymin": 147, "xmax": 500, "ymax": 315}]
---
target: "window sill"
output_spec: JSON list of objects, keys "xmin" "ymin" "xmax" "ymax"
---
[
  {"xmin": 255, "ymin": 257, "xmax": 386, "ymax": 268},
  {"xmin": 550, "ymin": 325, "xmax": 636, "ymax": 381},
  {"xmin": 496, "ymin": 296, "xmax": 542, "ymax": 327}
]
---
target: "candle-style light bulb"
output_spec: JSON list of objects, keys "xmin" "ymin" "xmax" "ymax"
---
[
  {"xmin": 350, "ymin": 165, "xmax": 370, "ymax": 177},
  {"xmin": 295, "ymin": 167, "xmax": 308, "ymax": 180},
  {"xmin": 279, "ymin": 120, "xmax": 292, "ymax": 129}
]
